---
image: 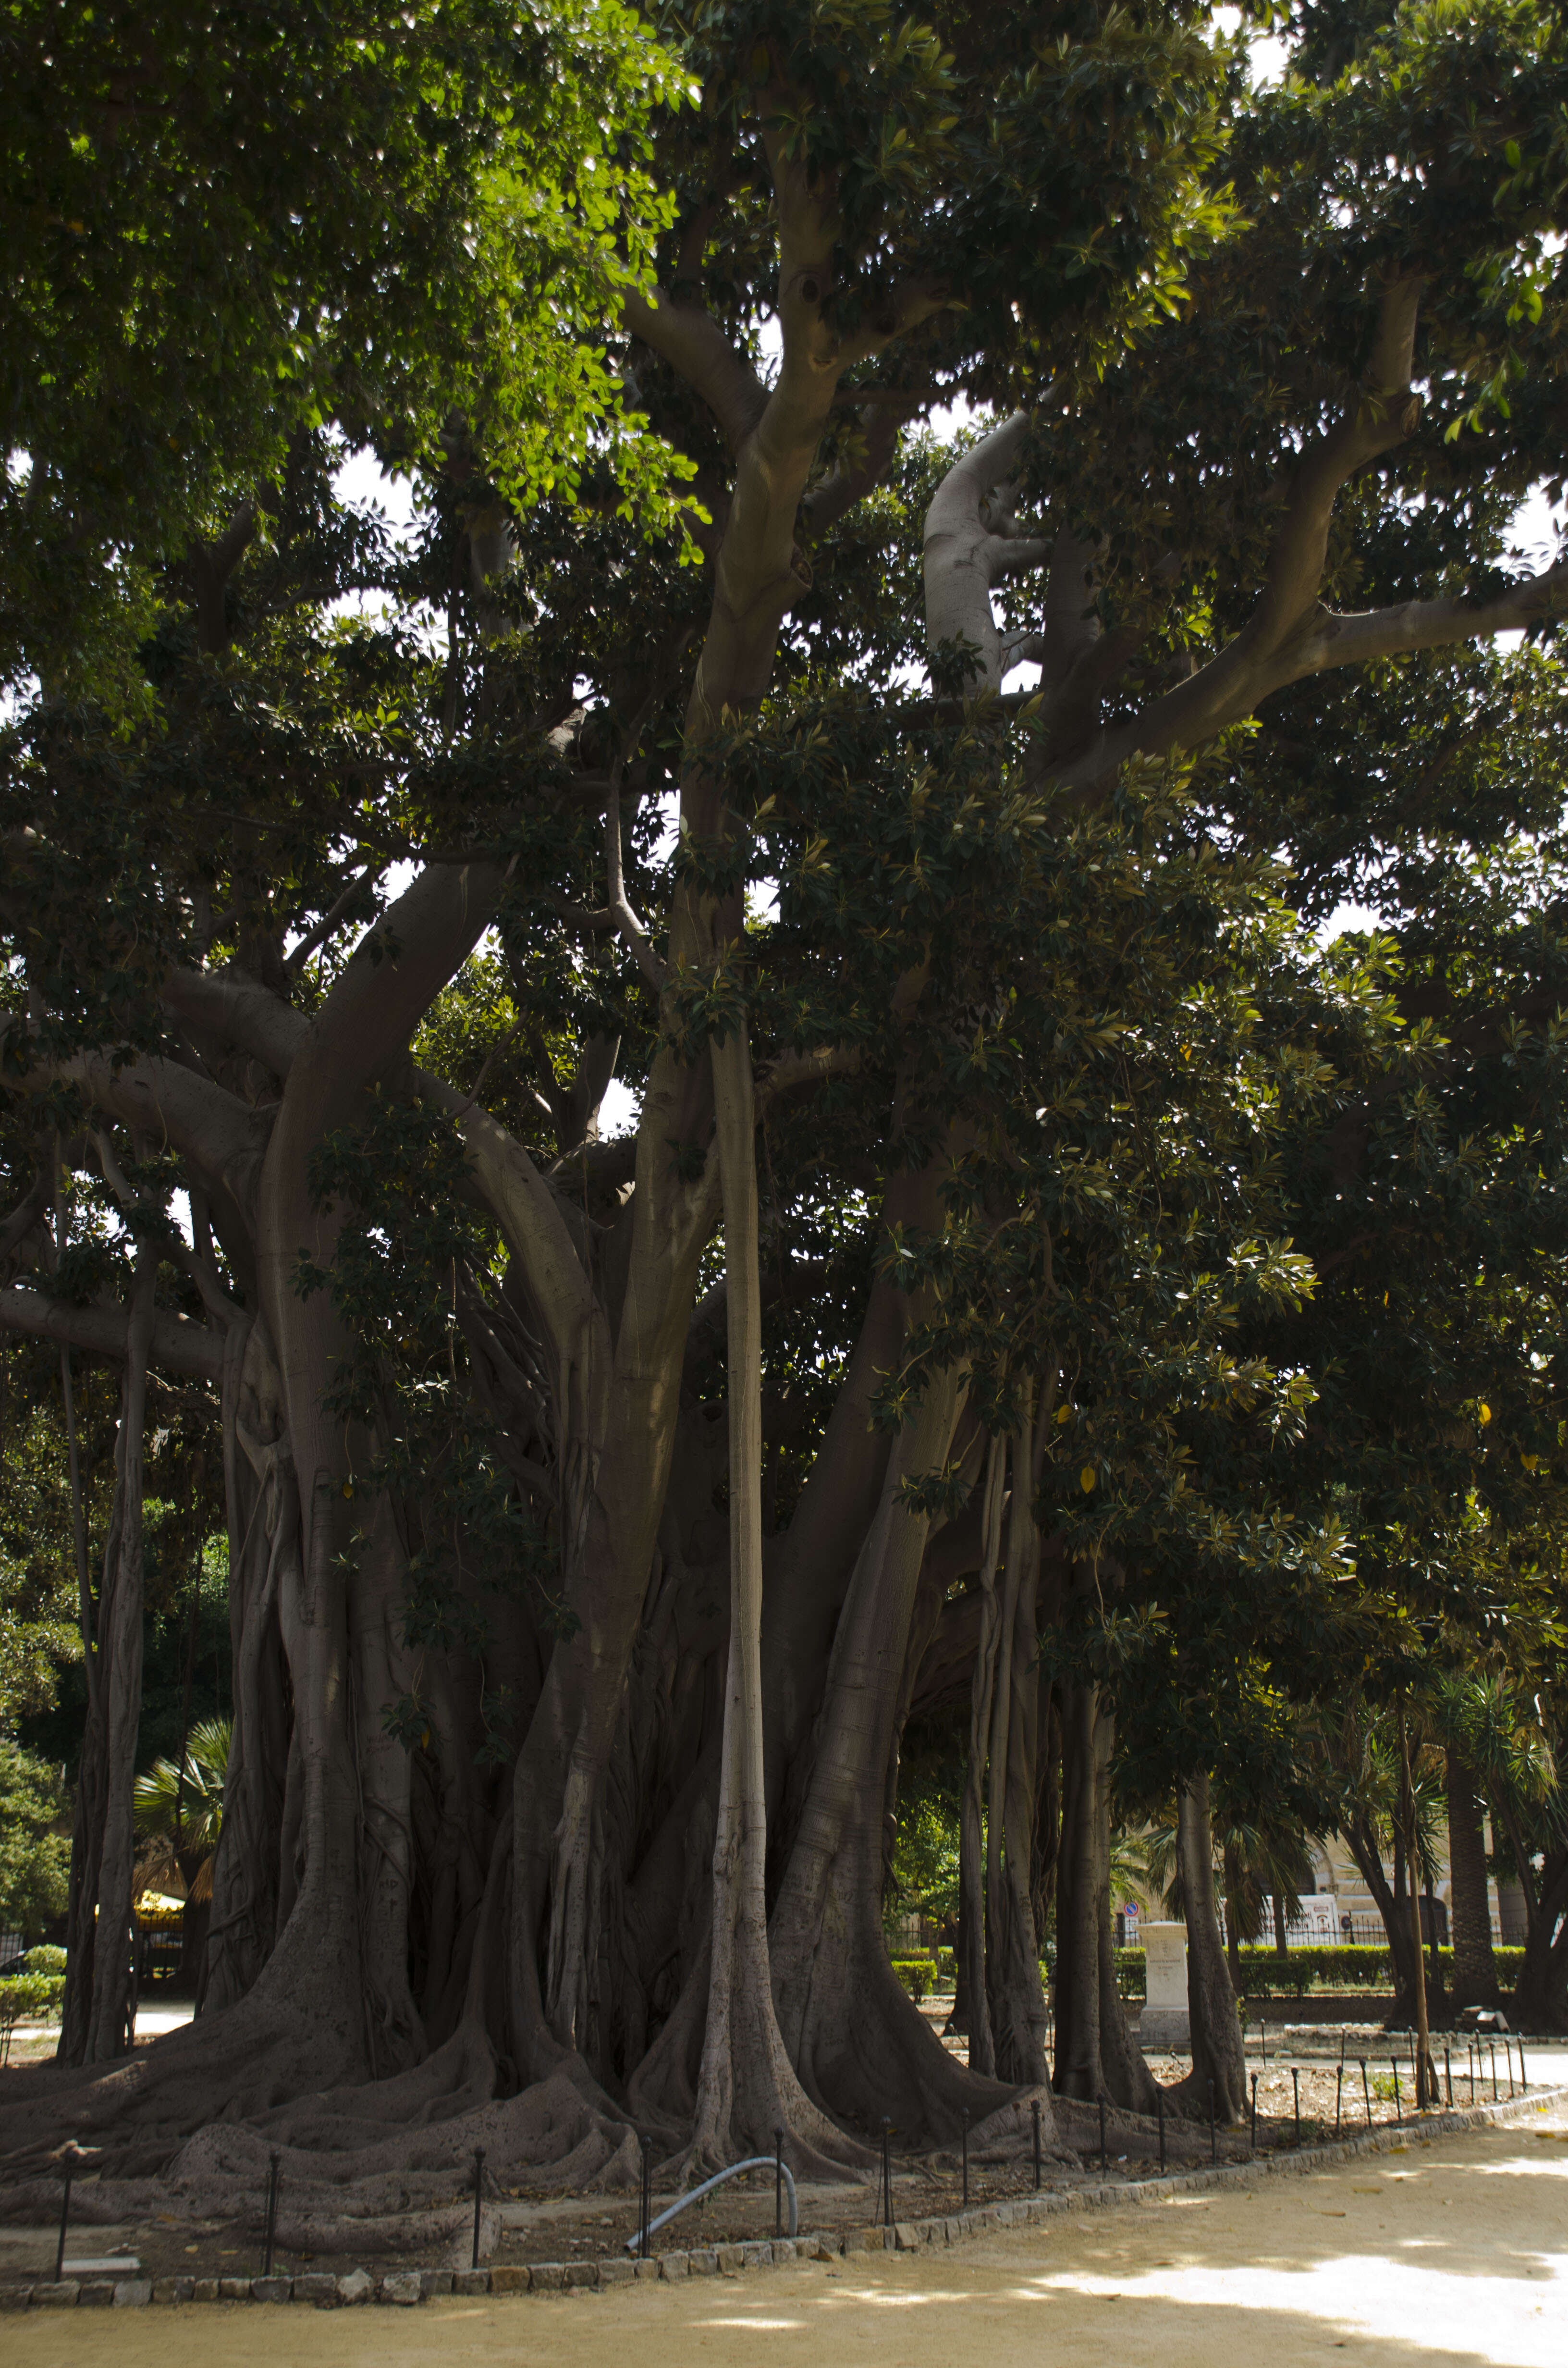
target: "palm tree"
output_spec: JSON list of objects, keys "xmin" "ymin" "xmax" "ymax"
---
[
  {"xmin": 1434, "ymin": 1673, "xmax": 1558, "ymax": 2011},
  {"xmin": 133, "ymin": 1715, "xmax": 229, "ymax": 1903},
  {"xmin": 1137, "ymin": 1797, "xmax": 1317, "ymax": 1983},
  {"xmin": 1328, "ymin": 1701, "xmax": 1447, "ymax": 2022}
]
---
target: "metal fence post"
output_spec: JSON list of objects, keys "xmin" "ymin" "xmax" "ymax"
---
[
  {"xmin": 1031, "ymin": 2097, "xmax": 1041, "ymax": 2192},
  {"xmin": 470, "ymin": 2147, "xmax": 485, "ymax": 2273},
  {"xmin": 1444, "ymin": 2044, "xmax": 1452, "ymax": 2109},
  {"xmin": 881, "ymin": 2118, "xmax": 892, "ymax": 2228},
  {"xmin": 1490, "ymin": 2039, "xmax": 1498, "ymax": 2102},
  {"xmin": 1335, "ymin": 2063, "xmax": 1343, "ymax": 2137},
  {"xmin": 961, "ymin": 2108, "xmax": 969, "ymax": 2209},
  {"xmin": 1250, "ymin": 2073, "xmax": 1258, "ymax": 2150},
  {"xmin": 1360, "ymin": 2059, "xmax": 1371, "ymax": 2130},
  {"xmin": 1208, "ymin": 2078, "xmax": 1215, "ymax": 2164},
  {"xmin": 775, "ymin": 2128, "xmax": 784, "ymax": 2238},
  {"xmin": 263, "ymin": 2151, "xmax": 281, "ymax": 2278},
  {"xmin": 1157, "ymin": 2087, "xmax": 1166, "ymax": 2175},
  {"xmin": 640, "ymin": 2135, "xmax": 653, "ymax": 2259},
  {"xmin": 1391, "ymin": 2060, "xmax": 1401, "ymax": 2126},
  {"xmin": 54, "ymin": 2156, "xmax": 74, "ymax": 2284},
  {"xmin": 1292, "ymin": 2067, "xmax": 1300, "ymax": 2147}
]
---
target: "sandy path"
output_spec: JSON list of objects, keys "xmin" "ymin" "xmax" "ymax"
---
[{"xmin": 11, "ymin": 2100, "xmax": 1567, "ymax": 2368}]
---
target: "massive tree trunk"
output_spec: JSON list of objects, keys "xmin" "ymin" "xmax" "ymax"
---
[
  {"xmin": 679, "ymin": 1025, "xmax": 853, "ymax": 2173},
  {"xmin": 203, "ymin": 1317, "xmax": 291, "ymax": 2012},
  {"xmin": 958, "ymin": 1440, "xmax": 1005, "ymax": 2076},
  {"xmin": 84, "ymin": 1254, "xmax": 157, "ymax": 2063},
  {"xmin": 1172, "ymin": 1774, "xmax": 1246, "ymax": 2124},
  {"xmin": 1051, "ymin": 1681, "xmax": 1103, "ymax": 2100},
  {"xmin": 983, "ymin": 1423, "xmax": 1051, "ymax": 2087},
  {"xmin": 58, "ymin": 1255, "xmax": 155, "ymax": 2066},
  {"xmin": 1052, "ymin": 1678, "xmax": 1159, "ymax": 2115},
  {"xmin": 769, "ymin": 1361, "xmax": 1029, "ymax": 2142}
]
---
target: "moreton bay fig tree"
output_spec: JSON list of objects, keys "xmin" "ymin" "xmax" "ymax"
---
[{"xmin": 0, "ymin": 0, "xmax": 1565, "ymax": 2223}]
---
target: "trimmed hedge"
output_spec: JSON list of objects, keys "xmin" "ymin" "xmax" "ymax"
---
[
  {"xmin": 892, "ymin": 1957, "xmax": 936, "ymax": 2002},
  {"xmin": 1093, "ymin": 1942, "xmax": 1528, "ymax": 2002}
]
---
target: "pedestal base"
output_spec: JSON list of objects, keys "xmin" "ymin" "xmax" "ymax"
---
[{"xmin": 1138, "ymin": 2007, "xmax": 1191, "ymax": 2048}]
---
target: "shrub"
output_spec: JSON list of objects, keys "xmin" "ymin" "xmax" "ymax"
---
[
  {"xmin": 892, "ymin": 1957, "xmax": 935, "ymax": 2003},
  {"xmin": 0, "ymin": 1964, "xmax": 67, "ymax": 2060}
]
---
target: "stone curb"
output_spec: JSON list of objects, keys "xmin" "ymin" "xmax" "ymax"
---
[{"xmin": 3, "ymin": 2083, "xmax": 1560, "ymax": 2311}]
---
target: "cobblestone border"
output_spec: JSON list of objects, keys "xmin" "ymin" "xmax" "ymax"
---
[{"xmin": 4, "ymin": 2083, "xmax": 1560, "ymax": 2311}]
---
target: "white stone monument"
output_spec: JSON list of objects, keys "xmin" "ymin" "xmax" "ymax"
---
[{"xmin": 1139, "ymin": 1920, "xmax": 1189, "ymax": 2048}]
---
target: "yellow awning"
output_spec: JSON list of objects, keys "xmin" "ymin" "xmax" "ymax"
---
[{"xmin": 133, "ymin": 1891, "xmax": 185, "ymax": 1924}]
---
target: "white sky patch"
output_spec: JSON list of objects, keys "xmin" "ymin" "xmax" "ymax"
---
[
  {"xmin": 598, "ymin": 1076, "xmax": 640, "ymax": 1136},
  {"xmin": 332, "ymin": 448, "xmax": 419, "ymax": 543},
  {"xmin": 1318, "ymin": 899, "xmax": 1384, "ymax": 944},
  {"xmin": 326, "ymin": 448, "xmax": 432, "ymax": 637}
]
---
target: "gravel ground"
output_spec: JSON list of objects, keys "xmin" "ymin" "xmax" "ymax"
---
[
  {"xmin": 9, "ymin": 2092, "xmax": 1566, "ymax": 2368},
  {"xmin": 0, "ymin": 1992, "xmax": 1556, "ymax": 2287}
]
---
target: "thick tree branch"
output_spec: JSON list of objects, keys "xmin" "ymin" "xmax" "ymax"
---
[
  {"xmin": 1259, "ymin": 561, "xmax": 1568, "ymax": 687},
  {"xmin": 924, "ymin": 412, "xmax": 1036, "ymax": 688},
  {"xmin": 6, "ymin": 1045, "xmax": 271, "ymax": 1221},
  {"xmin": 90, "ymin": 1129, "xmax": 245, "ymax": 1329},
  {"xmin": 161, "ymin": 969, "xmax": 310, "ymax": 1080},
  {"xmin": 620, "ymin": 288, "xmax": 771, "ymax": 457},
  {"xmin": 283, "ymin": 864, "xmax": 386, "ymax": 976},
  {"xmin": 0, "ymin": 1286, "xmax": 224, "ymax": 1381},
  {"xmin": 801, "ymin": 389, "xmax": 929, "ymax": 539},
  {"xmin": 1105, "ymin": 276, "xmax": 1426, "ymax": 761},
  {"xmin": 755, "ymin": 1042, "xmax": 863, "ymax": 1113},
  {"xmin": 415, "ymin": 1070, "xmax": 609, "ymax": 1412},
  {"xmin": 294, "ymin": 861, "xmax": 506, "ymax": 1134}
]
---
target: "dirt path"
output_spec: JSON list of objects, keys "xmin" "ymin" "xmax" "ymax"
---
[{"xmin": 11, "ymin": 2099, "xmax": 1567, "ymax": 2368}]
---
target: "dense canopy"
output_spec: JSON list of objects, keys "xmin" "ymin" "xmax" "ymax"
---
[{"xmin": 0, "ymin": 0, "xmax": 1565, "ymax": 2229}]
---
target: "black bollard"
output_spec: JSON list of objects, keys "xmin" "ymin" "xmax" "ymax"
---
[
  {"xmin": 1444, "ymin": 2044, "xmax": 1452, "ymax": 2109},
  {"xmin": 1098, "ymin": 2095, "xmax": 1107, "ymax": 2179},
  {"xmin": 962, "ymin": 2108, "xmax": 970, "ymax": 2209},
  {"xmin": 263, "ymin": 2150, "xmax": 281, "ymax": 2278},
  {"xmin": 1292, "ymin": 2067, "xmax": 1301, "ymax": 2147},
  {"xmin": 881, "ymin": 2118, "xmax": 892, "ymax": 2227},
  {"xmin": 54, "ymin": 2155, "xmax": 74, "ymax": 2284},
  {"xmin": 640, "ymin": 2135, "xmax": 653, "ymax": 2260},
  {"xmin": 1157, "ymin": 2087, "xmax": 1166, "ymax": 2175},
  {"xmin": 470, "ymin": 2147, "xmax": 485, "ymax": 2273},
  {"xmin": 1391, "ymin": 2060, "xmax": 1402, "ymax": 2126},
  {"xmin": 1335, "ymin": 2063, "xmax": 1343, "ymax": 2137},
  {"xmin": 1032, "ymin": 2097, "xmax": 1041, "ymax": 2192},
  {"xmin": 1360, "ymin": 2059, "xmax": 1372, "ymax": 2130},
  {"xmin": 1208, "ymin": 2078, "xmax": 1216, "ymax": 2165},
  {"xmin": 1250, "ymin": 2073, "xmax": 1258, "ymax": 2150}
]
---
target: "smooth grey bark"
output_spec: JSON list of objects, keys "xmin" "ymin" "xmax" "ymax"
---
[
  {"xmin": 984, "ymin": 1426, "xmax": 1050, "ymax": 2088},
  {"xmin": 958, "ymin": 1440, "xmax": 1006, "ymax": 2075},
  {"xmin": 84, "ymin": 1253, "xmax": 157, "ymax": 2063},
  {"xmin": 1051, "ymin": 1682, "xmax": 1157, "ymax": 2113},
  {"xmin": 686, "ymin": 1024, "xmax": 852, "ymax": 2173},
  {"xmin": 1050, "ymin": 1681, "xmax": 1104, "ymax": 2101},
  {"xmin": 1174, "ymin": 1774, "xmax": 1246, "ymax": 2124}
]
